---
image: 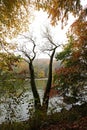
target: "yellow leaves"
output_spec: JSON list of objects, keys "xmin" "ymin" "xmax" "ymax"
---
[
  {"xmin": 0, "ymin": 52, "xmax": 21, "ymax": 72},
  {"xmin": 38, "ymin": 70, "xmax": 45, "ymax": 78},
  {"xmin": 35, "ymin": 0, "xmax": 82, "ymax": 26},
  {"xmin": 70, "ymin": 10, "xmax": 87, "ymax": 57},
  {"xmin": 1, "ymin": 0, "xmax": 32, "ymax": 39},
  {"xmin": 72, "ymin": 51, "xmax": 80, "ymax": 61}
]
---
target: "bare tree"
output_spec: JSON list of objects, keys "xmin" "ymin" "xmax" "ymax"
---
[
  {"xmin": 19, "ymin": 27, "xmax": 60, "ymax": 113},
  {"xmin": 41, "ymin": 27, "xmax": 60, "ymax": 111},
  {"xmin": 19, "ymin": 35, "xmax": 41, "ymax": 110}
]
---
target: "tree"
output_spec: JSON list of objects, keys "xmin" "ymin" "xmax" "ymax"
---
[
  {"xmin": 0, "ymin": 37, "xmax": 24, "ymax": 96},
  {"xmin": 40, "ymin": 27, "xmax": 60, "ymax": 111},
  {"xmin": 35, "ymin": 0, "xmax": 82, "ymax": 25},
  {"xmin": 54, "ymin": 9, "xmax": 87, "ymax": 103},
  {"xmin": 0, "ymin": 0, "xmax": 83, "ymax": 39},
  {"xmin": 18, "ymin": 27, "xmax": 60, "ymax": 112},
  {"xmin": 0, "ymin": 0, "xmax": 84, "ymax": 70},
  {"xmin": 0, "ymin": 0, "xmax": 33, "ymax": 39}
]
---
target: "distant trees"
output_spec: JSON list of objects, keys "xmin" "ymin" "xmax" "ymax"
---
[{"xmin": 54, "ymin": 9, "xmax": 87, "ymax": 103}]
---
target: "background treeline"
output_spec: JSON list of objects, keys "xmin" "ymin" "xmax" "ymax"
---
[{"xmin": 14, "ymin": 58, "xmax": 61, "ymax": 79}]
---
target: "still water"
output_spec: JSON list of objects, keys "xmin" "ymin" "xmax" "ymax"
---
[{"xmin": 0, "ymin": 79, "xmax": 63, "ymax": 124}]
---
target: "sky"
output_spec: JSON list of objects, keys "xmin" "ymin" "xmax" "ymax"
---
[
  {"xmin": 16, "ymin": 10, "xmax": 67, "ymax": 59},
  {"xmin": 30, "ymin": 0, "xmax": 87, "ymax": 40},
  {"xmin": 28, "ymin": 0, "xmax": 87, "ymax": 59},
  {"xmin": 30, "ymin": 10, "xmax": 68, "ymax": 43},
  {"xmin": 26, "ymin": 11, "xmax": 74, "ymax": 59},
  {"xmin": 16, "ymin": 0, "xmax": 87, "ymax": 59}
]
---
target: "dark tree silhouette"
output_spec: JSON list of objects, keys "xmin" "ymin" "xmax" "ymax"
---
[{"xmin": 19, "ymin": 27, "xmax": 60, "ymax": 113}]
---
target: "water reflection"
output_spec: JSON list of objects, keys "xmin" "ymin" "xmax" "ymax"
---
[
  {"xmin": 0, "ymin": 79, "xmax": 87, "ymax": 124},
  {"xmin": 0, "ymin": 78, "xmax": 64, "ymax": 124},
  {"xmin": 0, "ymin": 79, "xmax": 46, "ymax": 124}
]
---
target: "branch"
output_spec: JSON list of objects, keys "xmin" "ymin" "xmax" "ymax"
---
[
  {"xmin": 18, "ymin": 34, "xmax": 36, "ymax": 62},
  {"xmin": 42, "ymin": 26, "xmax": 61, "ymax": 52},
  {"xmin": 29, "ymin": 37, "xmax": 36, "ymax": 61}
]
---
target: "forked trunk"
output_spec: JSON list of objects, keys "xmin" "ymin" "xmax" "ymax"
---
[
  {"xmin": 29, "ymin": 61, "xmax": 41, "ymax": 110},
  {"xmin": 42, "ymin": 49, "xmax": 56, "ymax": 112}
]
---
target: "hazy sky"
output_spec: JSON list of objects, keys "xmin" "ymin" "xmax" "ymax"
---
[
  {"xmin": 16, "ymin": 0, "xmax": 87, "ymax": 59},
  {"xmin": 30, "ymin": 0, "xmax": 87, "ymax": 40},
  {"xmin": 28, "ymin": 11, "xmax": 75, "ymax": 58},
  {"xmin": 28, "ymin": 0, "xmax": 87, "ymax": 58}
]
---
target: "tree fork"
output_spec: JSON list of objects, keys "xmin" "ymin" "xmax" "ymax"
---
[
  {"xmin": 42, "ymin": 47, "xmax": 57, "ymax": 111},
  {"xmin": 29, "ymin": 61, "xmax": 41, "ymax": 110}
]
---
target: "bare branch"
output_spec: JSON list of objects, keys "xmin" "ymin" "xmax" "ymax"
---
[
  {"xmin": 29, "ymin": 37, "xmax": 36, "ymax": 61},
  {"xmin": 18, "ymin": 34, "xmax": 37, "ymax": 62},
  {"xmin": 40, "ymin": 26, "xmax": 61, "ymax": 55}
]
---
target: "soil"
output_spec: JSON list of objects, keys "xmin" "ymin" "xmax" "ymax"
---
[{"xmin": 41, "ymin": 116, "xmax": 87, "ymax": 130}]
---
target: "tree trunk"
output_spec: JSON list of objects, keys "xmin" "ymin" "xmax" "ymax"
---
[
  {"xmin": 42, "ymin": 49, "xmax": 56, "ymax": 112},
  {"xmin": 29, "ymin": 61, "xmax": 41, "ymax": 110}
]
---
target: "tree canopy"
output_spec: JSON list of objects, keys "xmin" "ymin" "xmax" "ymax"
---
[
  {"xmin": 0, "ymin": 0, "xmax": 84, "ymax": 40},
  {"xmin": 35, "ymin": 0, "xmax": 82, "ymax": 25},
  {"xmin": 0, "ymin": 0, "xmax": 31, "ymax": 39},
  {"xmin": 54, "ymin": 9, "xmax": 87, "ymax": 103}
]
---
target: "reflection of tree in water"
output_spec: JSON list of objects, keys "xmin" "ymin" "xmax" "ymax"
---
[
  {"xmin": 0, "ymin": 79, "xmax": 46, "ymax": 123},
  {"xmin": 0, "ymin": 74, "xmax": 28, "ymax": 123},
  {"xmin": 5, "ymin": 94, "xmax": 19, "ymax": 123},
  {"xmin": 2, "ymin": 93, "xmax": 22, "ymax": 123}
]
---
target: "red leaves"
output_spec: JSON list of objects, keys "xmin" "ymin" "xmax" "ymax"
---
[{"xmin": 55, "ymin": 65, "xmax": 79, "ymax": 76}]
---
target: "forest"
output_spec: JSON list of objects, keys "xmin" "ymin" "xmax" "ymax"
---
[
  {"xmin": 0, "ymin": 0, "xmax": 87, "ymax": 130},
  {"xmin": 11, "ymin": 58, "xmax": 60, "ymax": 79}
]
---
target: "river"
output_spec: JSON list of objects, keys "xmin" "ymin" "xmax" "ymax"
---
[{"xmin": 0, "ymin": 79, "xmax": 64, "ymax": 124}]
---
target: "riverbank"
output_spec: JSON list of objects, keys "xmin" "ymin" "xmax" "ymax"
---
[
  {"xmin": 41, "ymin": 116, "xmax": 87, "ymax": 130},
  {"xmin": 0, "ymin": 102, "xmax": 87, "ymax": 130}
]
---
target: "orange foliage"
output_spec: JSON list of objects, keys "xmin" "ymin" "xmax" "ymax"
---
[
  {"xmin": 55, "ymin": 65, "xmax": 79, "ymax": 76},
  {"xmin": 49, "ymin": 87, "xmax": 58, "ymax": 98},
  {"xmin": 35, "ymin": 0, "xmax": 82, "ymax": 25}
]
